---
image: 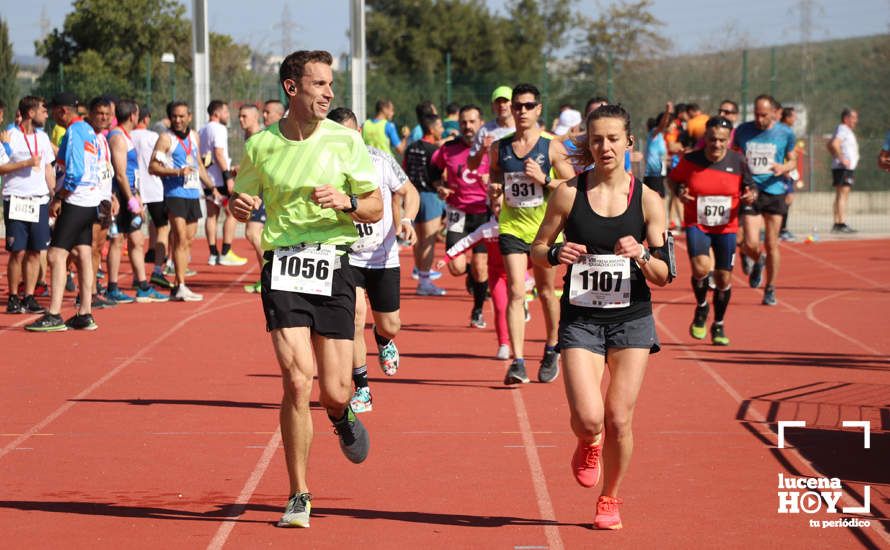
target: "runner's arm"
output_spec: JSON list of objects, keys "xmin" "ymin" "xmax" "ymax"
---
[
  {"xmin": 443, "ymin": 221, "xmax": 490, "ymax": 261},
  {"xmin": 531, "ymin": 179, "xmax": 579, "ymax": 268},
  {"xmin": 549, "ymin": 139, "xmax": 575, "ymax": 187},
  {"xmin": 148, "ymin": 134, "xmax": 181, "ymax": 178},
  {"xmin": 193, "ymin": 132, "xmax": 216, "ymax": 191},
  {"xmin": 394, "ymin": 180, "xmax": 419, "ymax": 245},
  {"xmin": 632, "ymin": 186, "xmax": 670, "ymax": 287},
  {"xmin": 487, "ymin": 142, "xmax": 503, "ymax": 199}
]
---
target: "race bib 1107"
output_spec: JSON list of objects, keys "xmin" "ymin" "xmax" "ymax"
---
[{"xmin": 569, "ymin": 254, "xmax": 631, "ymax": 308}]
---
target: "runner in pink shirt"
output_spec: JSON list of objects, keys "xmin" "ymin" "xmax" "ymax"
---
[{"xmin": 431, "ymin": 104, "xmax": 492, "ymax": 328}]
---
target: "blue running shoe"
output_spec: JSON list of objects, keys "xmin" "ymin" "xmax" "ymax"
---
[
  {"xmin": 136, "ymin": 286, "xmax": 170, "ymax": 303},
  {"xmin": 106, "ymin": 288, "xmax": 135, "ymax": 304}
]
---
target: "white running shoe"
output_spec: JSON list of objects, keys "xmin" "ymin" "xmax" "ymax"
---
[
  {"xmin": 207, "ymin": 254, "xmax": 219, "ymax": 266},
  {"xmin": 173, "ymin": 284, "xmax": 204, "ymax": 302},
  {"xmin": 416, "ymin": 280, "xmax": 447, "ymax": 296},
  {"xmin": 496, "ymin": 344, "xmax": 511, "ymax": 360}
]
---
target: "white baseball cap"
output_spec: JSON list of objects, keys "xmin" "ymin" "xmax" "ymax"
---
[{"xmin": 554, "ymin": 108, "xmax": 582, "ymax": 136}]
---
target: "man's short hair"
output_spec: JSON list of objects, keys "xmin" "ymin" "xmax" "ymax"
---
[
  {"xmin": 207, "ymin": 99, "xmax": 227, "ymax": 117},
  {"xmin": 88, "ymin": 96, "xmax": 113, "ymax": 112},
  {"xmin": 719, "ymin": 99, "xmax": 739, "ymax": 112},
  {"xmin": 781, "ymin": 106, "xmax": 795, "ymax": 122},
  {"xmin": 415, "ymin": 100, "xmax": 436, "ymax": 124},
  {"xmin": 584, "ymin": 96, "xmax": 609, "ymax": 114},
  {"xmin": 445, "ymin": 102, "xmax": 460, "ymax": 116},
  {"xmin": 420, "ymin": 113, "xmax": 440, "ymax": 134},
  {"xmin": 841, "ymin": 107, "xmax": 855, "ymax": 121},
  {"xmin": 166, "ymin": 100, "xmax": 190, "ymax": 119},
  {"xmin": 375, "ymin": 99, "xmax": 392, "ymax": 114},
  {"xmin": 240, "ymin": 104, "xmax": 260, "ymax": 113},
  {"xmin": 459, "ymin": 104, "xmax": 482, "ymax": 118},
  {"xmin": 139, "ymin": 105, "xmax": 152, "ymax": 120},
  {"xmin": 279, "ymin": 50, "xmax": 333, "ymax": 91},
  {"xmin": 18, "ymin": 96, "xmax": 46, "ymax": 119},
  {"xmin": 327, "ymin": 107, "xmax": 357, "ymax": 126},
  {"xmin": 116, "ymin": 99, "xmax": 139, "ymax": 121},
  {"xmin": 754, "ymin": 94, "xmax": 779, "ymax": 109},
  {"xmin": 512, "ymin": 83, "xmax": 541, "ymax": 103},
  {"xmin": 685, "ymin": 103, "xmax": 700, "ymax": 114}
]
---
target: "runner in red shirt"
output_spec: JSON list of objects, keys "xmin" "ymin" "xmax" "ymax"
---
[{"xmin": 669, "ymin": 116, "xmax": 754, "ymax": 345}]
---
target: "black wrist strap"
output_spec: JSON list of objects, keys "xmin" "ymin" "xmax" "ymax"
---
[{"xmin": 547, "ymin": 243, "xmax": 564, "ymax": 266}]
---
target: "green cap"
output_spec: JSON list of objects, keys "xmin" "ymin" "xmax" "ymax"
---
[{"xmin": 491, "ymin": 86, "xmax": 512, "ymax": 102}]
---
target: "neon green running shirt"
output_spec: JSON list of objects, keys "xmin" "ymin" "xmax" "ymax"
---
[{"xmin": 234, "ymin": 119, "xmax": 377, "ymax": 250}]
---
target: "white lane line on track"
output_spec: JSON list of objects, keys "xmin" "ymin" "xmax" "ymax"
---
[
  {"xmin": 779, "ymin": 241, "xmax": 890, "ymax": 290},
  {"xmin": 804, "ymin": 291, "xmax": 882, "ymax": 355},
  {"xmin": 0, "ymin": 270, "xmax": 255, "ymax": 461},
  {"xmin": 207, "ymin": 428, "xmax": 282, "ymax": 550},
  {"xmin": 510, "ymin": 388, "xmax": 565, "ymax": 550}
]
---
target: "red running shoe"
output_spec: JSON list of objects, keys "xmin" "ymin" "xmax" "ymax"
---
[
  {"xmin": 594, "ymin": 495, "xmax": 623, "ymax": 530},
  {"xmin": 571, "ymin": 436, "xmax": 603, "ymax": 488}
]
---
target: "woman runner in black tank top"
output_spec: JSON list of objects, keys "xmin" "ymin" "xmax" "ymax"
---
[{"xmin": 530, "ymin": 105, "xmax": 671, "ymax": 530}]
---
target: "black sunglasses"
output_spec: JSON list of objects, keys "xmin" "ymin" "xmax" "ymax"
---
[
  {"xmin": 718, "ymin": 108, "xmax": 738, "ymax": 115},
  {"xmin": 512, "ymin": 101, "xmax": 539, "ymax": 112}
]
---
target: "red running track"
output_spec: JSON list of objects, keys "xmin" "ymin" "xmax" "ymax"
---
[{"xmin": 0, "ymin": 238, "xmax": 888, "ymax": 549}]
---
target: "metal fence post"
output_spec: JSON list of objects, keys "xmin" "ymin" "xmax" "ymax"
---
[
  {"xmin": 741, "ymin": 50, "xmax": 748, "ymax": 121},
  {"xmin": 445, "ymin": 51, "xmax": 452, "ymax": 105}
]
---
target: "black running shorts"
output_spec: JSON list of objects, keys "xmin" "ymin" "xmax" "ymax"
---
[
  {"xmin": 353, "ymin": 266, "xmax": 400, "ymax": 313},
  {"xmin": 446, "ymin": 211, "xmax": 490, "ymax": 254},
  {"xmin": 498, "ymin": 232, "xmax": 531, "ymax": 256},
  {"xmin": 260, "ymin": 251, "xmax": 356, "ymax": 339},
  {"xmin": 50, "ymin": 202, "xmax": 98, "ymax": 251},
  {"xmin": 145, "ymin": 201, "xmax": 169, "ymax": 228},
  {"xmin": 741, "ymin": 192, "xmax": 787, "ymax": 217},
  {"xmin": 165, "ymin": 197, "xmax": 202, "ymax": 223}
]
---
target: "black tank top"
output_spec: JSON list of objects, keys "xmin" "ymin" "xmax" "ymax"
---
[{"xmin": 560, "ymin": 171, "xmax": 652, "ymax": 324}]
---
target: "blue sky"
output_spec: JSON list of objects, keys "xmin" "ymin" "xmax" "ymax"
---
[{"xmin": 7, "ymin": 0, "xmax": 889, "ymax": 59}]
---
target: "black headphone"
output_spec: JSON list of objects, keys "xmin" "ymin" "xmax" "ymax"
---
[{"xmin": 288, "ymin": 85, "xmax": 296, "ymax": 94}]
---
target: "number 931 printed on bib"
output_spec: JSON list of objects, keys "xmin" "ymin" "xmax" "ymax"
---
[
  {"xmin": 697, "ymin": 195, "xmax": 731, "ymax": 227},
  {"xmin": 271, "ymin": 244, "xmax": 336, "ymax": 296},
  {"xmin": 569, "ymin": 254, "xmax": 631, "ymax": 308},
  {"xmin": 504, "ymin": 172, "xmax": 544, "ymax": 208}
]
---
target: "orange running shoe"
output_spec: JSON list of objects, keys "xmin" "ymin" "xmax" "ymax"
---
[
  {"xmin": 571, "ymin": 435, "xmax": 603, "ymax": 488},
  {"xmin": 594, "ymin": 495, "xmax": 623, "ymax": 530}
]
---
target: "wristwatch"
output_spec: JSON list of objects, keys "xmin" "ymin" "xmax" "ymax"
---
[
  {"xmin": 544, "ymin": 175, "xmax": 552, "ymax": 187},
  {"xmin": 343, "ymin": 194, "xmax": 358, "ymax": 213},
  {"xmin": 637, "ymin": 245, "xmax": 651, "ymax": 266}
]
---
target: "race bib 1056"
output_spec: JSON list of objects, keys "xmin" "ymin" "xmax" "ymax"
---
[
  {"xmin": 271, "ymin": 244, "xmax": 337, "ymax": 296},
  {"xmin": 569, "ymin": 254, "xmax": 631, "ymax": 308}
]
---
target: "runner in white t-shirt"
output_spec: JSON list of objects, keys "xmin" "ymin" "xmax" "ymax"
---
[
  {"xmin": 329, "ymin": 108, "xmax": 420, "ymax": 413},
  {"xmin": 467, "ymin": 86, "xmax": 516, "ymax": 169},
  {"xmin": 130, "ymin": 107, "xmax": 172, "ymax": 289},
  {"xmin": 0, "ymin": 96, "xmax": 55, "ymax": 315},
  {"xmin": 199, "ymin": 100, "xmax": 247, "ymax": 266},
  {"xmin": 827, "ymin": 108, "xmax": 859, "ymax": 233}
]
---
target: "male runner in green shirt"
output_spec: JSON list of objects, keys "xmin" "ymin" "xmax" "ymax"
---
[{"xmin": 231, "ymin": 50, "xmax": 382, "ymax": 529}]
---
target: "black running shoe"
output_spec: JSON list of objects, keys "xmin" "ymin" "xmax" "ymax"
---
[
  {"xmin": 762, "ymin": 285, "xmax": 777, "ymax": 306},
  {"xmin": 505, "ymin": 359, "xmax": 529, "ymax": 385},
  {"xmin": 748, "ymin": 254, "xmax": 765, "ymax": 288},
  {"xmin": 6, "ymin": 294, "xmax": 24, "ymax": 314},
  {"xmin": 65, "ymin": 272, "xmax": 76, "ymax": 292},
  {"xmin": 538, "ymin": 350, "xmax": 560, "ymax": 383},
  {"xmin": 65, "ymin": 313, "xmax": 98, "ymax": 331},
  {"xmin": 25, "ymin": 312, "xmax": 67, "ymax": 332},
  {"xmin": 22, "ymin": 295, "xmax": 46, "ymax": 314},
  {"xmin": 470, "ymin": 308, "xmax": 486, "ymax": 328},
  {"xmin": 838, "ymin": 224, "xmax": 857, "ymax": 234},
  {"xmin": 331, "ymin": 406, "xmax": 370, "ymax": 464}
]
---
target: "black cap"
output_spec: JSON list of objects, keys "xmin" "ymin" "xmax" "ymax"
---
[{"xmin": 50, "ymin": 92, "xmax": 79, "ymax": 108}]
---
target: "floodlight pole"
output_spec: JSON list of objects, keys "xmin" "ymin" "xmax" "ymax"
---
[
  {"xmin": 350, "ymin": 0, "xmax": 366, "ymax": 123},
  {"xmin": 192, "ymin": 0, "xmax": 211, "ymax": 128}
]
